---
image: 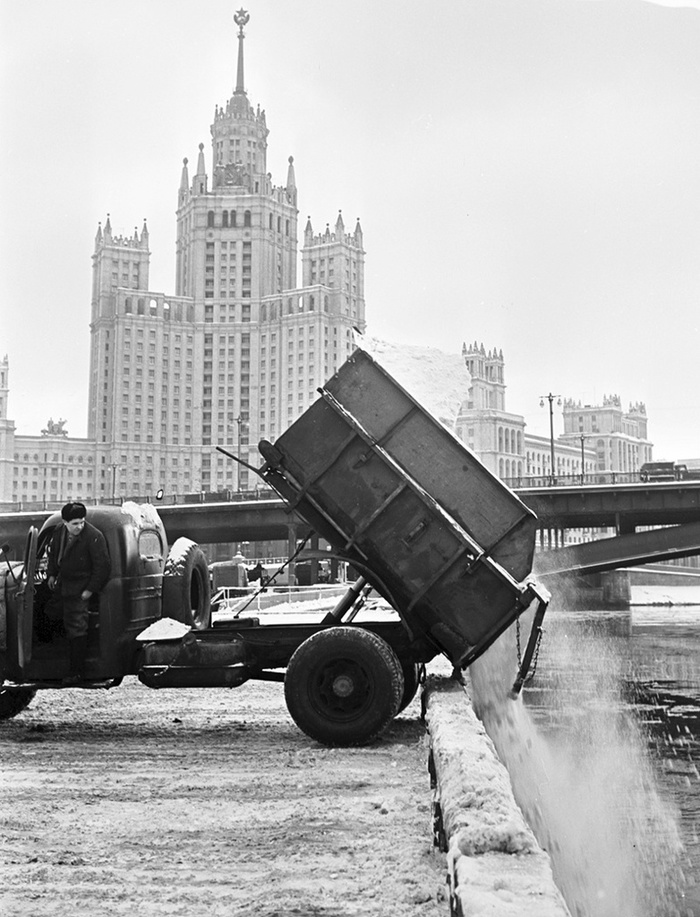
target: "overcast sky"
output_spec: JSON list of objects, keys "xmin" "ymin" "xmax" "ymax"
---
[{"xmin": 1, "ymin": 0, "xmax": 699, "ymax": 459}]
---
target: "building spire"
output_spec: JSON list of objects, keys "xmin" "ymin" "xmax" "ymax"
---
[{"xmin": 234, "ymin": 8, "xmax": 250, "ymax": 94}]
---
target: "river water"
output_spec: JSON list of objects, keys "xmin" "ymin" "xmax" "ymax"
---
[{"xmin": 469, "ymin": 589, "xmax": 700, "ymax": 917}]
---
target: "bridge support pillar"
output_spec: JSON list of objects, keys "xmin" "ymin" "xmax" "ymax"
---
[
  {"xmin": 616, "ymin": 514, "xmax": 636, "ymax": 536},
  {"xmin": 310, "ymin": 533, "xmax": 319, "ymax": 584},
  {"xmin": 601, "ymin": 570, "xmax": 631, "ymax": 607},
  {"xmin": 287, "ymin": 523, "xmax": 297, "ymax": 584}
]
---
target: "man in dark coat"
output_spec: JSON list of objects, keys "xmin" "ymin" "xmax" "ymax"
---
[{"xmin": 45, "ymin": 502, "xmax": 111, "ymax": 684}]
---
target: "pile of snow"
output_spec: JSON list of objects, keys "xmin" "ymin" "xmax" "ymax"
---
[
  {"xmin": 356, "ymin": 334, "xmax": 470, "ymax": 430},
  {"xmin": 166, "ymin": 536, "xmax": 197, "ymax": 566},
  {"xmin": 135, "ymin": 618, "xmax": 191, "ymax": 642},
  {"xmin": 120, "ymin": 501, "xmax": 162, "ymax": 528}
]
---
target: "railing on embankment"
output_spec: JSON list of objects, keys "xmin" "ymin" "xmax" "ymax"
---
[{"xmin": 211, "ymin": 583, "xmax": 351, "ymax": 617}]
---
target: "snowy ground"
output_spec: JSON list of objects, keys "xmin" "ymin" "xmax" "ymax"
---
[{"xmin": 0, "ymin": 675, "xmax": 447, "ymax": 917}]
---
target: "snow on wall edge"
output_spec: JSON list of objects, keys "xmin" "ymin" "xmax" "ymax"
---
[{"xmin": 423, "ymin": 676, "xmax": 572, "ymax": 917}]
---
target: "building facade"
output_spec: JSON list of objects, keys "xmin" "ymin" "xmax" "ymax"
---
[
  {"xmin": 1, "ymin": 13, "xmax": 654, "ymax": 509},
  {"xmin": 454, "ymin": 342, "xmax": 651, "ymax": 483},
  {"xmin": 11, "ymin": 429, "xmax": 98, "ymax": 506},
  {"xmin": 87, "ymin": 12, "xmax": 364, "ymax": 500},
  {"xmin": 34, "ymin": 10, "xmax": 363, "ymax": 504},
  {"xmin": 456, "ymin": 343, "xmax": 529, "ymax": 479},
  {"xmin": 560, "ymin": 396, "xmax": 652, "ymax": 474}
]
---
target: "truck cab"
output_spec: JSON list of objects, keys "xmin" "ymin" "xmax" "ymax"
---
[{"xmin": 1, "ymin": 503, "xmax": 208, "ymax": 689}]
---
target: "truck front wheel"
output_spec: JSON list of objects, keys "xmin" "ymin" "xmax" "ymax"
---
[
  {"xmin": 0, "ymin": 687, "xmax": 36, "ymax": 720},
  {"xmin": 284, "ymin": 627, "xmax": 404, "ymax": 746},
  {"xmin": 162, "ymin": 538, "xmax": 211, "ymax": 630}
]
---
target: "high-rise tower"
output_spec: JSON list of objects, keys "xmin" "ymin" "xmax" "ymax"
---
[{"xmin": 86, "ymin": 10, "xmax": 365, "ymax": 499}]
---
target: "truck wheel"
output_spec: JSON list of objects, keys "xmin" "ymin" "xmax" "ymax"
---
[
  {"xmin": 0, "ymin": 687, "xmax": 36, "ymax": 720},
  {"xmin": 398, "ymin": 662, "xmax": 424, "ymax": 713},
  {"xmin": 284, "ymin": 627, "xmax": 404, "ymax": 746},
  {"xmin": 163, "ymin": 538, "xmax": 211, "ymax": 630}
]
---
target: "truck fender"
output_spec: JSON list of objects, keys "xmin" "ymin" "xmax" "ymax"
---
[
  {"xmin": 0, "ymin": 687, "xmax": 36, "ymax": 720},
  {"xmin": 162, "ymin": 538, "xmax": 211, "ymax": 630}
]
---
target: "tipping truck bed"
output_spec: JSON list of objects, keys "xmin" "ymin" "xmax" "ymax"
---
[
  {"xmin": 259, "ymin": 348, "xmax": 547, "ymax": 674},
  {"xmin": 1, "ymin": 348, "xmax": 546, "ymax": 746}
]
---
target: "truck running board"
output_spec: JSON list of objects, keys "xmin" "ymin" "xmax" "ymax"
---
[{"xmin": 137, "ymin": 664, "xmax": 250, "ymax": 689}]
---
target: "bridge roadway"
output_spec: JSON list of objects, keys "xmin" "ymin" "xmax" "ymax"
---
[
  {"xmin": 518, "ymin": 479, "xmax": 700, "ymax": 532},
  {"xmin": 0, "ymin": 499, "xmax": 308, "ymax": 556},
  {"xmin": 1, "ymin": 480, "xmax": 700, "ymax": 555}
]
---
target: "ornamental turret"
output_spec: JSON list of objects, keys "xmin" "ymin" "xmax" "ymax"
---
[
  {"xmin": 286, "ymin": 156, "xmax": 297, "ymax": 207},
  {"xmin": 178, "ymin": 157, "xmax": 189, "ymax": 206}
]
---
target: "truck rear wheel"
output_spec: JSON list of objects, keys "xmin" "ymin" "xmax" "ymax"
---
[
  {"xmin": 0, "ymin": 687, "xmax": 36, "ymax": 720},
  {"xmin": 284, "ymin": 627, "xmax": 404, "ymax": 746},
  {"xmin": 162, "ymin": 538, "xmax": 211, "ymax": 630}
]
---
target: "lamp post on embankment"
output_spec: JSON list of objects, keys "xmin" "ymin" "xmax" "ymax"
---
[
  {"xmin": 539, "ymin": 393, "xmax": 561, "ymax": 485},
  {"xmin": 232, "ymin": 414, "xmax": 248, "ymax": 492},
  {"xmin": 109, "ymin": 463, "xmax": 120, "ymax": 504}
]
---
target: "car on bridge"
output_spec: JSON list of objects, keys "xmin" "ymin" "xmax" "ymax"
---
[
  {"xmin": 640, "ymin": 460, "xmax": 700, "ymax": 482},
  {"xmin": 640, "ymin": 461, "xmax": 678, "ymax": 482},
  {"xmin": 674, "ymin": 459, "xmax": 700, "ymax": 481}
]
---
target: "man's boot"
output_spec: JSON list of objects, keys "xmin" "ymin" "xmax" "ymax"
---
[{"xmin": 63, "ymin": 635, "xmax": 88, "ymax": 685}]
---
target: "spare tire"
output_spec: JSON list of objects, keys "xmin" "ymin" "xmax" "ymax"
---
[{"xmin": 162, "ymin": 538, "xmax": 211, "ymax": 630}]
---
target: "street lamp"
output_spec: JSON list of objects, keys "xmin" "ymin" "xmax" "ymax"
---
[
  {"xmin": 235, "ymin": 414, "xmax": 247, "ymax": 492},
  {"xmin": 579, "ymin": 434, "xmax": 586, "ymax": 485},
  {"xmin": 539, "ymin": 393, "xmax": 561, "ymax": 485},
  {"xmin": 109, "ymin": 463, "xmax": 120, "ymax": 503}
]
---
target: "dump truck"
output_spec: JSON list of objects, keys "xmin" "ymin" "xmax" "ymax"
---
[{"xmin": 0, "ymin": 349, "xmax": 548, "ymax": 745}]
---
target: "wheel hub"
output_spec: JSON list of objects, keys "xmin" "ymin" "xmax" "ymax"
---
[
  {"xmin": 331, "ymin": 674, "xmax": 355, "ymax": 698},
  {"xmin": 315, "ymin": 659, "xmax": 371, "ymax": 716}
]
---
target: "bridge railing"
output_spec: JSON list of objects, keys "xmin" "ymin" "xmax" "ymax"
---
[
  {"xmin": 506, "ymin": 471, "xmax": 645, "ymax": 489},
  {"xmin": 0, "ymin": 486, "xmax": 280, "ymax": 514},
  {"xmin": 5, "ymin": 470, "xmax": 693, "ymax": 515},
  {"xmin": 212, "ymin": 583, "xmax": 350, "ymax": 616}
]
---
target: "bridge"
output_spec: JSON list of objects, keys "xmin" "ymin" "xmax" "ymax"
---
[
  {"xmin": 516, "ymin": 479, "xmax": 700, "ymax": 533},
  {"xmin": 0, "ymin": 496, "xmax": 307, "ymax": 556},
  {"xmin": 2, "ymin": 480, "xmax": 700, "ymax": 577}
]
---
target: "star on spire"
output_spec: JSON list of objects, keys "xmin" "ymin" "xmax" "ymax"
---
[{"xmin": 234, "ymin": 9, "xmax": 250, "ymax": 34}]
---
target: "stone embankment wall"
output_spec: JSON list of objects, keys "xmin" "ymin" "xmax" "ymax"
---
[{"xmin": 423, "ymin": 675, "xmax": 571, "ymax": 917}]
